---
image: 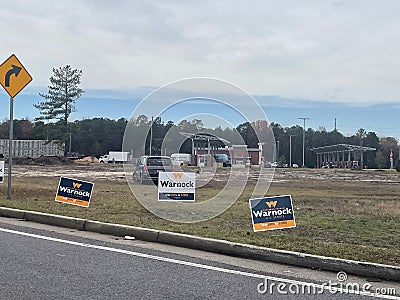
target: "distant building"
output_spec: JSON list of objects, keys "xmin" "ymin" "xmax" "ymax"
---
[
  {"xmin": 0, "ymin": 139, "xmax": 64, "ymax": 158},
  {"xmin": 180, "ymin": 132, "xmax": 263, "ymax": 166},
  {"xmin": 213, "ymin": 145, "xmax": 261, "ymax": 166}
]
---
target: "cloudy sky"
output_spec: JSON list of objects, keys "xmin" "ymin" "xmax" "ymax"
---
[{"xmin": 0, "ymin": 1, "xmax": 399, "ymax": 136}]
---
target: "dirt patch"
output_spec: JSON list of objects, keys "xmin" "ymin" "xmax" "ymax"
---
[{"xmin": 10, "ymin": 156, "xmax": 75, "ymax": 166}]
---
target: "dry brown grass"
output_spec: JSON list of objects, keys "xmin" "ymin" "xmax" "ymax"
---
[{"xmin": 0, "ymin": 164, "xmax": 399, "ymax": 266}]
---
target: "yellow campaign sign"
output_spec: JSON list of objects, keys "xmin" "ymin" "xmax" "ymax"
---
[{"xmin": 0, "ymin": 54, "xmax": 32, "ymax": 98}]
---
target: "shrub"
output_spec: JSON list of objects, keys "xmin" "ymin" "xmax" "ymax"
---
[{"xmin": 396, "ymin": 160, "xmax": 400, "ymax": 172}]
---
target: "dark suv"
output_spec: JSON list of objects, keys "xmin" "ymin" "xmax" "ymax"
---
[{"xmin": 133, "ymin": 156, "xmax": 174, "ymax": 184}]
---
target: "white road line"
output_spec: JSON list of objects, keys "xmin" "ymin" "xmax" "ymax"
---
[{"xmin": 0, "ymin": 227, "xmax": 397, "ymax": 299}]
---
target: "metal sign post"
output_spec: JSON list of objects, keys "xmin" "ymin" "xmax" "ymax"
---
[
  {"xmin": 0, "ymin": 54, "xmax": 33, "ymax": 199},
  {"xmin": 7, "ymin": 97, "xmax": 13, "ymax": 199}
]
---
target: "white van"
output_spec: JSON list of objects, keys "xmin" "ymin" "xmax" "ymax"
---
[{"xmin": 171, "ymin": 153, "xmax": 191, "ymax": 166}]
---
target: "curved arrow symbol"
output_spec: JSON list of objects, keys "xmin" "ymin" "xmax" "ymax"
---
[{"xmin": 5, "ymin": 65, "xmax": 22, "ymax": 87}]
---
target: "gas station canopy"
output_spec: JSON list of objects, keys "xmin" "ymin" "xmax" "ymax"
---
[
  {"xmin": 311, "ymin": 144, "xmax": 376, "ymax": 153},
  {"xmin": 311, "ymin": 144, "xmax": 376, "ymax": 169},
  {"xmin": 180, "ymin": 132, "xmax": 231, "ymax": 145}
]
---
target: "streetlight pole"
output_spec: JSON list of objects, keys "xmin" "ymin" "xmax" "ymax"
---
[
  {"xmin": 289, "ymin": 135, "xmax": 295, "ymax": 168},
  {"xmin": 69, "ymin": 133, "xmax": 72, "ymax": 154},
  {"xmin": 149, "ymin": 116, "xmax": 153, "ymax": 156},
  {"xmin": 298, "ymin": 117, "xmax": 309, "ymax": 168},
  {"xmin": 276, "ymin": 140, "xmax": 279, "ymax": 162}
]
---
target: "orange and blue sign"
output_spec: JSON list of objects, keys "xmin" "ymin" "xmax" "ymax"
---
[
  {"xmin": 55, "ymin": 177, "xmax": 94, "ymax": 208},
  {"xmin": 249, "ymin": 195, "xmax": 296, "ymax": 231}
]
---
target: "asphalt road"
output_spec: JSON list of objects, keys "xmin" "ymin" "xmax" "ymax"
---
[{"xmin": 0, "ymin": 219, "xmax": 398, "ymax": 300}]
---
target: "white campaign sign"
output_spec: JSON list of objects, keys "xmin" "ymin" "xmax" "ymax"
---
[{"xmin": 158, "ymin": 172, "xmax": 195, "ymax": 201}]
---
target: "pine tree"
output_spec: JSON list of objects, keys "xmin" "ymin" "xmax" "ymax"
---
[
  {"xmin": 34, "ymin": 65, "xmax": 84, "ymax": 125},
  {"xmin": 34, "ymin": 65, "xmax": 84, "ymax": 154}
]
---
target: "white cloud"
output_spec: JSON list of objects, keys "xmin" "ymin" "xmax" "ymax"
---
[{"xmin": 1, "ymin": 0, "xmax": 400, "ymax": 104}]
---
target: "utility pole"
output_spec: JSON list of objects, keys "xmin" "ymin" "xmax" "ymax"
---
[{"xmin": 298, "ymin": 117, "xmax": 310, "ymax": 168}]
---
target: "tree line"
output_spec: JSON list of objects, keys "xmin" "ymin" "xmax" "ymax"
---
[
  {"xmin": 10, "ymin": 64, "xmax": 396, "ymax": 169},
  {"xmin": 0, "ymin": 116, "xmax": 398, "ymax": 169}
]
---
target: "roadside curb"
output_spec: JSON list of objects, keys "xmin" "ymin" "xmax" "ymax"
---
[
  {"xmin": 1, "ymin": 207, "xmax": 399, "ymax": 281},
  {"xmin": 85, "ymin": 220, "xmax": 159, "ymax": 242}
]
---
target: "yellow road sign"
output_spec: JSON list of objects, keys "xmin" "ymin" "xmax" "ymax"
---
[{"xmin": 0, "ymin": 54, "xmax": 32, "ymax": 98}]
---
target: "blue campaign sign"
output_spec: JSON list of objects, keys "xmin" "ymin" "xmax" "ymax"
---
[
  {"xmin": 249, "ymin": 195, "xmax": 296, "ymax": 232},
  {"xmin": 55, "ymin": 177, "xmax": 94, "ymax": 208},
  {"xmin": 0, "ymin": 161, "xmax": 4, "ymax": 183}
]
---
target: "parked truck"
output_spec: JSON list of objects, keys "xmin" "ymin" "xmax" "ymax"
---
[
  {"xmin": 171, "ymin": 153, "xmax": 192, "ymax": 166},
  {"xmin": 99, "ymin": 151, "xmax": 130, "ymax": 163},
  {"xmin": 213, "ymin": 154, "xmax": 231, "ymax": 167}
]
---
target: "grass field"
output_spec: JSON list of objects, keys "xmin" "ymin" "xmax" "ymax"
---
[{"xmin": 0, "ymin": 163, "xmax": 399, "ymax": 266}]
